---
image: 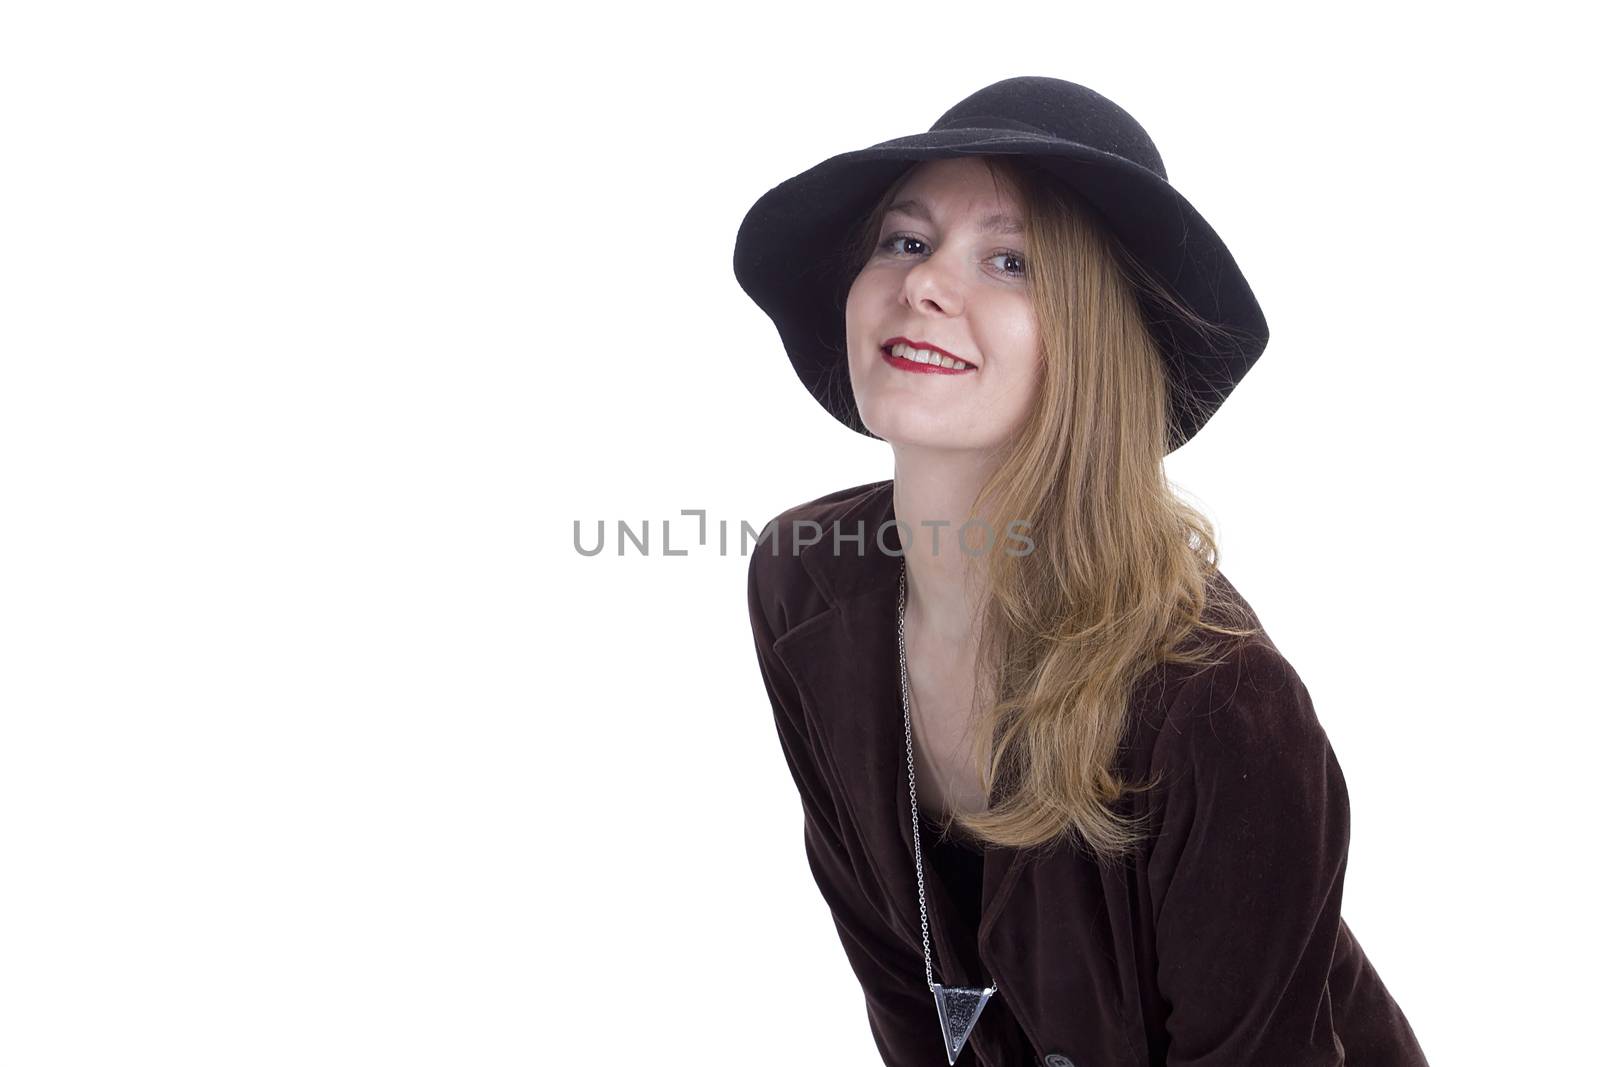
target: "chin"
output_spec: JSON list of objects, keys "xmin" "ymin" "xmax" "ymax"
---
[{"xmin": 861, "ymin": 406, "xmax": 977, "ymax": 451}]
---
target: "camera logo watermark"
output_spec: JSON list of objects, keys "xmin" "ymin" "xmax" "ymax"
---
[{"xmin": 573, "ymin": 511, "xmax": 1035, "ymax": 558}]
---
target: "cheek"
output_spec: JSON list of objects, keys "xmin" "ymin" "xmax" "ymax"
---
[
  {"xmin": 847, "ymin": 266, "xmax": 889, "ymax": 307},
  {"xmin": 977, "ymin": 295, "xmax": 1041, "ymax": 368},
  {"xmin": 845, "ymin": 270, "xmax": 895, "ymax": 342},
  {"xmin": 844, "ymin": 273, "xmax": 870, "ymax": 331}
]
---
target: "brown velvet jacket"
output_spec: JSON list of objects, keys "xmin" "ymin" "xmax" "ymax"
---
[{"xmin": 746, "ymin": 479, "xmax": 1429, "ymax": 1067}]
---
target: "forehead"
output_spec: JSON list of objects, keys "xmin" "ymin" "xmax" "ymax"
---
[{"xmin": 885, "ymin": 158, "xmax": 1024, "ymax": 230}]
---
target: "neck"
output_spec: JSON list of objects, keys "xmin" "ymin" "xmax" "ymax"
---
[{"xmin": 891, "ymin": 444, "xmax": 998, "ymax": 644}]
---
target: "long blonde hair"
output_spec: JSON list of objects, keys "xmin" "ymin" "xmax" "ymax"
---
[{"xmin": 841, "ymin": 156, "xmax": 1261, "ymax": 863}]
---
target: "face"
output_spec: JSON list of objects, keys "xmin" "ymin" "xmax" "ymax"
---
[{"xmin": 845, "ymin": 156, "xmax": 1042, "ymax": 453}]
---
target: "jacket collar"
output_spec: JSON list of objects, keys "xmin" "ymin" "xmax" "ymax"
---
[
  {"xmin": 771, "ymin": 480, "xmax": 1029, "ymax": 982},
  {"xmin": 794, "ymin": 478, "xmax": 902, "ymax": 607}
]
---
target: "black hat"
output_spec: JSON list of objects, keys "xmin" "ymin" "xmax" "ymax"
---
[{"xmin": 732, "ymin": 76, "xmax": 1270, "ymax": 452}]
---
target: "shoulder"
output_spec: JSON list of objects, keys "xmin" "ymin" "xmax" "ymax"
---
[
  {"xmin": 746, "ymin": 478, "xmax": 891, "ymax": 640},
  {"xmin": 1142, "ymin": 572, "xmax": 1336, "ymax": 776},
  {"xmin": 1149, "ymin": 584, "xmax": 1342, "ymax": 810},
  {"xmin": 750, "ymin": 478, "xmax": 890, "ymax": 559}
]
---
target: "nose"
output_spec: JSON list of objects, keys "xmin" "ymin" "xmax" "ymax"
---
[{"xmin": 901, "ymin": 250, "xmax": 964, "ymax": 317}]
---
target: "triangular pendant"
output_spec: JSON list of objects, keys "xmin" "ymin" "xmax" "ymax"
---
[{"xmin": 931, "ymin": 982, "xmax": 997, "ymax": 1065}]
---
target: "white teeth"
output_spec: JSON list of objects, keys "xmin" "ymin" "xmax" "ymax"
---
[{"xmin": 888, "ymin": 342, "xmax": 974, "ymax": 370}]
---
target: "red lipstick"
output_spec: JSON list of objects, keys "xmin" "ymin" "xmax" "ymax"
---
[{"xmin": 880, "ymin": 337, "xmax": 977, "ymax": 375}]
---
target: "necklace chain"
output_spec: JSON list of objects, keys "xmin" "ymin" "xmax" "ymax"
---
[
  {"xmin": 896, "ymin": 562, "xmax": 939, "ymax": 990},
  {"xmin": 898, "ymin": 561, "xmax": 999, "ymax": 1065}
]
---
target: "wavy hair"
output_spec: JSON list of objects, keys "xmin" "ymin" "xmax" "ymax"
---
[{"xmin": 839, "ymin": 155, "xmax": 1262, "ymax": 863}]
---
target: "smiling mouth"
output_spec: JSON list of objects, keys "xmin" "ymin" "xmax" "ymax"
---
[{"xmin": 880, "ymin": 343, "xmax": 977, "ymax": 375}]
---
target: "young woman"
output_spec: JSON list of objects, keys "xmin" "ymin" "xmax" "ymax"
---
[{"xmin": 735, "ymin": 77, "xmax": 1429, "ymax": 1067}]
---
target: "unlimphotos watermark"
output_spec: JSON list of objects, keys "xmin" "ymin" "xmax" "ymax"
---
[{"xmin": 572, "ymin": 511, "xmax": 1035, "ymax": 558}]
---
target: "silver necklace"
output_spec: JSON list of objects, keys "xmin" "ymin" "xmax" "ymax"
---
[{"xmin": 897, "ymin": 561, "xmax": 999, "ymax": 1066}]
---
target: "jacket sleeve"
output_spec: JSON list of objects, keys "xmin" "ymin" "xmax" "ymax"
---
[
  {"xmin": 747, "ymin": 548, "xmax": 951, "ymax": 1067},
  {"xmin": 1146, "ymin": 641, "xmax": 1353, "ymax": 1066}
]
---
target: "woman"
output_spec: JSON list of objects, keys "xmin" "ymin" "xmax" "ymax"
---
[{"xmin": 735, "ymin": 78, "xmax": 1429, "ymax": 1066}]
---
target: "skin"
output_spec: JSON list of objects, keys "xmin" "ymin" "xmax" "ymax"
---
[{"xmin": 843, "ymin": 156, "xmax": 1044, "ymax": 817}]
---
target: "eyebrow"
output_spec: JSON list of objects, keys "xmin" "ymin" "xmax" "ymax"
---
[{"xmin": 885, "ymin": 198, "xmax": 1025, "ymax": 237}]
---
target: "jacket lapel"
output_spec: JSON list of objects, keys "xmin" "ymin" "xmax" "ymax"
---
[{"xmin": 769, "ymin": 480, "xmax": 1027, "ymax": 982}]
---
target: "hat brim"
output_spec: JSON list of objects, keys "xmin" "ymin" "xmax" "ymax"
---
[{"xmin": 732, "ymin": 129, "xmax": 1269, "ymax": 452}]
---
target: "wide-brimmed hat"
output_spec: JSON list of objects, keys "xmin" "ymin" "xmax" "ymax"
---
[{"xmin": 731, "ymin": 75, "xmax": 1270, "ymax": 452}]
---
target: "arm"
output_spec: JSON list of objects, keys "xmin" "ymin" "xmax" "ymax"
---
[
  {"xmin": 747, "ymin": 548, "xmax": 949, "ymax": 1067},
  {"xmin": 1147, "ymin": 641, "xmax": 1351, "ymax": 1066}
]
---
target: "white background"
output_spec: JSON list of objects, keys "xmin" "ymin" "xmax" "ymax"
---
[{"xmin": 2, "ymin": 2, "xmax": 1593, "ymax": 1064}]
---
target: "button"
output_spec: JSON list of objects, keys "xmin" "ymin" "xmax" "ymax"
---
[{"xmin": 1043, "ymin": 1056, "xmax": 1077, "ymax": 1067}]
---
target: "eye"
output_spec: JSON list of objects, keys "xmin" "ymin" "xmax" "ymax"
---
[
  {"xmin": 878, "ymin": 232, "xmax": 1027, "ymax": 280},
  {"xmin": 987, "ymin": 251, "xmax": 1027, "ymax": 279},
  {"xmin": 879, "ymin": 233, "xmax": 929, "ymax": 257}
]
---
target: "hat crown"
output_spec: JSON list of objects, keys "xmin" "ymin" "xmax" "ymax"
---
[{"xmin": 929, "ymin": 76, "xmax": 1167, "ymax": 181}]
